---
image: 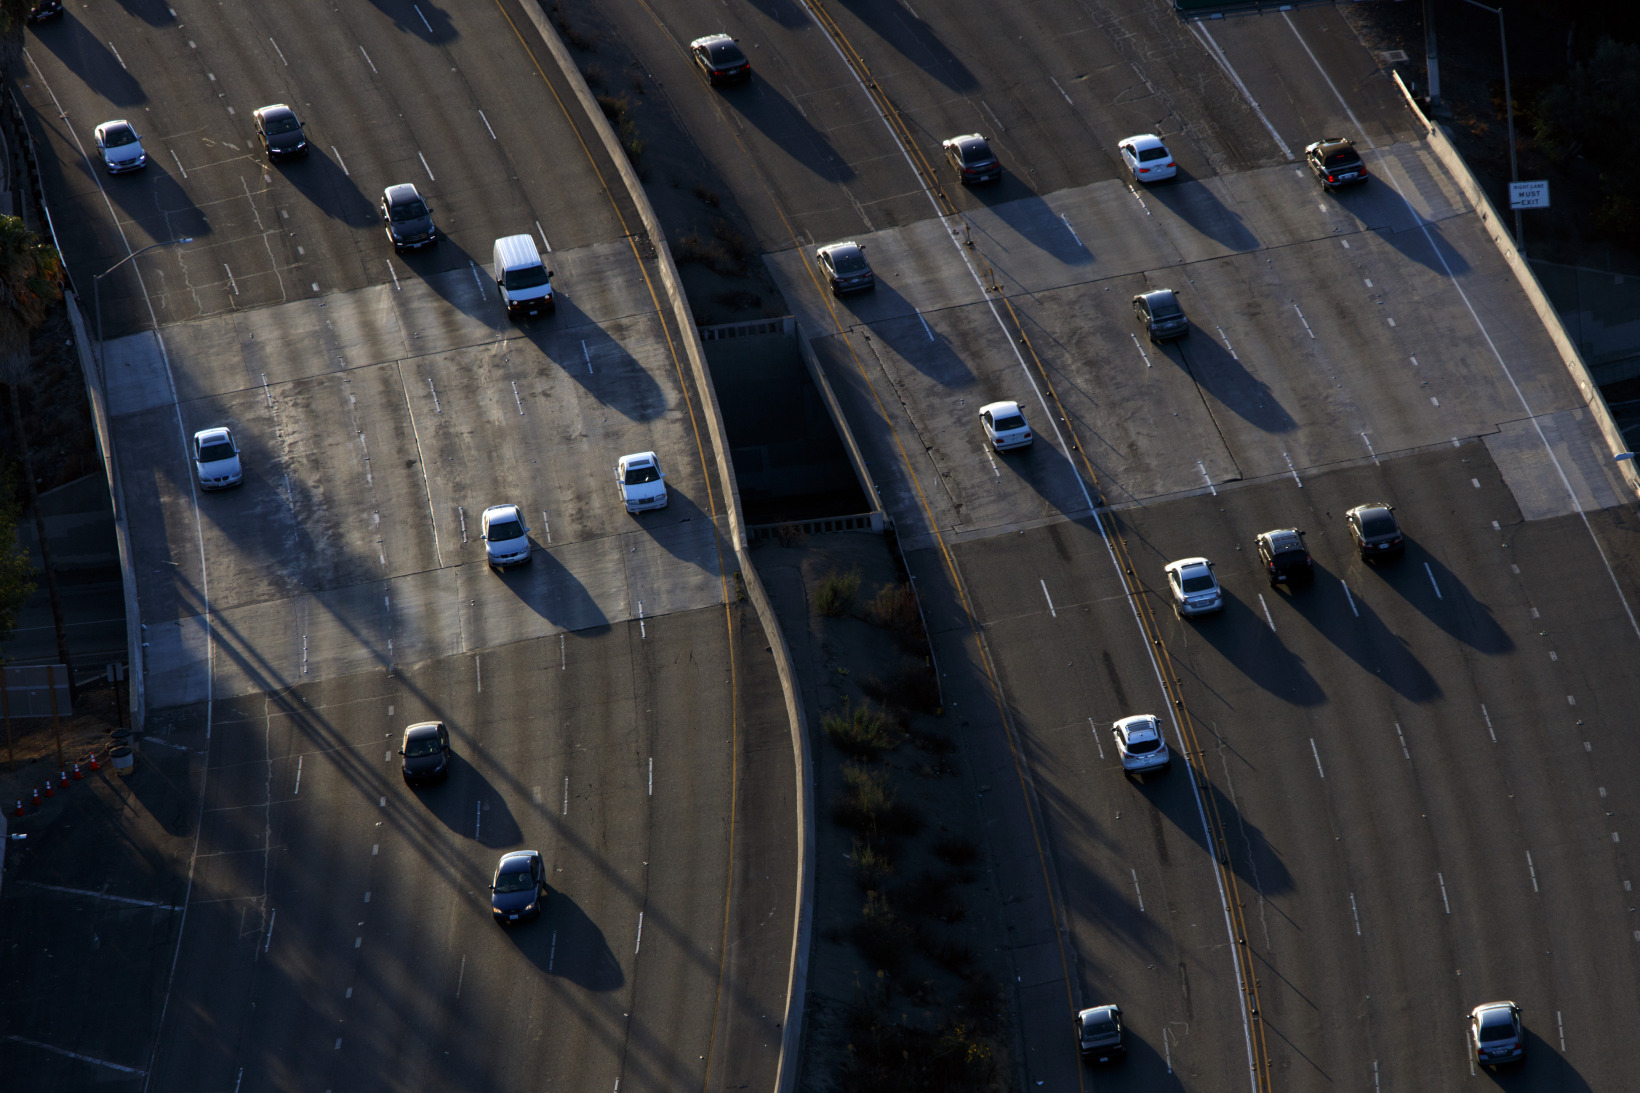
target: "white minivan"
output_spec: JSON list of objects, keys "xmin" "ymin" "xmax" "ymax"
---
[{"xmin": 492, "ymin": 235, "xmax": 555, "ymax": 319}]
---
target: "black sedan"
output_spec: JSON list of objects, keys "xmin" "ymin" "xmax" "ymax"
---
[
  {"xmin": 1256, "ymin": 528, "xmax": 1313, "ymax": 586},
  {"xmin": 690, "ymin": 34, "xmax": 751, "ymax": 85},
  {"xmin": 254, "ymin": 104, "xmax": 309, "ymax": 160},
  {"xmin": 380, "ymin": 184, "xmax": 437, "ymax": 251},
  {"xmin": 399, "ymin": 721, "xmax": 451, "ymax": 784},
  {"xmin": 491, "ymin": 851, "xmax": 547, "ymax": 924},
  {"xmin": 1346, "ymin": 502, "xmax": 1404, "ymax": 559},
  {"xmin": 942, "ymin": 133, "xmax": 1000, "ymax": 185}
]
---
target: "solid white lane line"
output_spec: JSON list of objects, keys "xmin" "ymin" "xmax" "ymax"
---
[
  {"xmin": 15, "ymin": 882, "xmax": 177, "ymax": 909},
  {"xmin": 1131, "ymin": 869, "xmax": 1144, "ymax": 912},
  {"xmin": 456, "ymin": 955, "xmax": 465, "ymax": 998},
  {"xmin": 1310, "ymin": 738, "xmax": 1324, "ymax": 779},
  {"xmin": 1049, "ymin": 75, "xmax": 1073, "ymax": 105},
  {"xmin": 458, "ymin": 506, "xmax": 467, "ymax": 543},
  {"xmin": 1437, "ymin": 872, "xmax": 1451, "ymax": 914},
  {"xmin": 1481, "ymin": 704, "xmax": 1496, "ymax": 743},
  {"xmin": 269, "ymin": 37, "xmax": 288, "ymax": 66},
  {"xmin": 1258, "ymin": 594, "xmax": 1275, "ymax": 632},
  {"xmin": 511, "ymin": 380, "xmax": 525, "ymax": 415},
  {"xmin": 2, "ymin": 1037, "xmax": 144, "ymax": 1075},
  {"xmin": 543, "ymin": 511, "xmax": 551, "ymax": 542},
  {"xmin": 1060, "ymin": 214, "xmax": 1082, "ymax": 248},
  {"xmin": 475, "ymin": 655, "xmax": 481, "ymax": 692},
  {"xmin": 634, "ymin": 911, "xmax": 644, "ymax": 953},
  {"xmin": 563, "ymin": 777, "xmax": 569, "ymax": 816},
  {"xmin": 293, "ymin": 755, "xmax": 303, "ymax": 795},
  {"xmin": 479, "ymin": 109, "xmax": 497, "ymax": 140},
  {"xmin": 331, "ymin": 146, "xmax": 349, "ymax": 177},
  {"xmin": 1361, "ymin": 432, "xmax": 1379, "ymax": 465},
  {"xmin": 1342, "ymin": 581, "xmax": 1359, "ymax": 617},
  {"xmin": 1198, "ymin": 460, "xmax": 1217, "ymax": 496},
  {"xmin": 414, "ymin": 4, "xmax": 433, "ymax": 32},
  {"xmin": 387, "ymin": 261, "xmax": 400, "ymax": 292},
  {"xmin": 1130, "ymin": 332, "xmax": 1152, "ymax": 368},
  {"xmin": 1394, "ymin": 721, "xmax": 1410, "ymax": 759},
  {"xmin": 560, "ymin": 633, "xmax": 566, "ymax": 669},
  {"xmin": 648, "ymin": 757, "xmax": 653, "ymax": 796},
  {"xmin": 983, "ymin": 446, "xmax": 999, "ymax": 478},
  {"xmin": 638, "ymin": 601, "xmax": 646, "ymax": 640},
  {"xmin": 1040, "ymin": 579, "xmax": 1056, "ymax": 618},
  {"xmin": 536, "ymin": 221, "xmax": 552, "ymax": 252},
  {"xmin": 582, "ymin": 341, "xmax": 594, "ymax": 373},
  {"xmin": 427, "ymin": 378, "xmax": 441, "ymax": 413},
  {"xmin": 1089, "ymin": 718, "xmax": 1105, "ymax": 760},
  {"xmin": 418, "ymin": 151, "xmax": 435, "ymax": 181},
  {"xmin": 915, "ymin": 309, "xmax": 934, "ymax": 341},
  {"xmin": 1349, "ymin": 892, "xmax": 1361, "ymax": 936},
  {"xmin": 1526, "ymin": 851, "xmax": 1538, "ymax": 892},
  {"xmin": 1282, "ymin": 452, "xmax": 1302, "ymax": 488},
  {"xmin": 1557, "ymin": 1011, "xmax": 1565, "ymax": 1051},
  {"xmin": 359, "ymin": 45, "xmax": 377, "ymax": 74},
  {"xmin": 1425, "ymin": 562, "xmax": 1442, "ymax": 599},
  {"xmin": 264, "ymin": 908, "xmax": 275, "ymax": 951},
  {"xmin": 1185, "ymin": 21, "xmax": 1292, "ymax": 159},
  {"xmin": 170, "ymin": 149, "xmax": 188, "ymax": 178},
  {"xmin": 107, "ymin": 40, "xmax": 126, "ymax": 68},
  {"xmin": 1292, "ymin": 304, "xmax": 1315, "ymax": 339},
  {"xmin": 223, "ymin": 264, "xmax": 239, "ymax": 295},
  {"xmin": 981, "ymin": 100, "xmax": 1006, "ymax": 133}
]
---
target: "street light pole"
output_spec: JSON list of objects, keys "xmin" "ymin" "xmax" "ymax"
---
[
  {"xmin": 92, "ymin": 237, "xmax": 193, "ymax": 381},
  {"xmin": 1463, "ymin": 0, "xmax": 1522, "ymax": 251}
]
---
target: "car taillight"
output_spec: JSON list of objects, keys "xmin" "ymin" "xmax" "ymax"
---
[{"xmin": 1138, "ymin": 166, "xmax": 1149, "ymax": 173}]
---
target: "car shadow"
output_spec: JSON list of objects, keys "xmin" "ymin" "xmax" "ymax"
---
[
  {"xmin": 864, "ymin": 288, "xmax": 974, "ymax": 387},
  {"xmin": 364, "ymin": 0, "xmax": 457, "ymax": 42},
  {"xmin": 1147, "ymin": 175, "xmax": 1262, "ymax": 254},
  {"xmin": 524, "ymin": 296, "xmax": 669, "ymax": 423},
  {"xmin": 493, "ymin": 546, "xmax": 612, "ymax": 633},
  {"xmin": 1137, "ymin": 745, "xmax": 1296, "ymax": 896},
  {"xmin": 1169, "ymin": 327, "xmax": 1298, "ymax": 434},
  {"xmin": 509, "ymin": 889, "xmax": 626, "ymax": 991},
  {"xmin": 1292, "ymin": 561, "xmax": 1444, "ymax": 703},
  {"xmin": 1377, "ymin": 543, "xmax": 1515, "ymax": 655},
  {"xmin": 1181, "ymin": 591, "xmax": 1328, "ymax": 707},
  {"xmin": 833, "ymin": 0, "xmax": 978, "ymax": 92},
  {"xmin": 409, "ymin": 755, "xmax": 523, "ymax": 848},
  {"xmin": 1346, "ymin": 183, "xmax": 1472, "ymax": 277},
  {"xmin": 717, "ymin": 76, "xmax": 854, "ymax": 183},
  {"xmin": 973, "ymin": 189, "xmax": 1097, "ymax": 269},
  {"xmin": 274, "ymin": 147, "xmax": 377, "ymax": 229},
  {"xmin": 1475, "ymin": 1028, "xmax": 1590, "ymax": 1089},
  {"xmin": 1079, "ymin": 1026, "xmax": 1184, "ymax": 1087},
  {"xmin": 32, "ymin": 16, "xmax": 148, "ymax": 106}
]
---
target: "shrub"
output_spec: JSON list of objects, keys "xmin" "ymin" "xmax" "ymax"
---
[
  {"xmin": 824, "ymin": 700, "xmax": 902, "ymax": 758},
  {"xmin": 852, "ymin": 839, "xmax": 893, "ymax": 891},
  {"xmin": 851, "ymin": 892, "xmax": 906, "ymax": 973},
  {"xmin": 933, "ymin": 834, "xmax": 978, "ymax": 867},
  {"xmin": 815, "ymin": 568, "xmax": 860, "ymax": 616},
  {"xmin": 865, "ymin": 582, "xmax": 926, "ymax": 650},
  {"xmin": 834, "ymin": 763, "xmax": 893, "ymax": 833}
]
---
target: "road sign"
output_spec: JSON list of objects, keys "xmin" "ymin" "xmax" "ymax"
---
[{"xmin": 1510, "ymin": 180, "xmax": 1550, "ymax": 209}]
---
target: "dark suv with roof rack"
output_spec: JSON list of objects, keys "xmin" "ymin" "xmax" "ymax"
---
[{"xmin": 1305, "ymin": 137, "xmax": 1368, "ymax": 191}]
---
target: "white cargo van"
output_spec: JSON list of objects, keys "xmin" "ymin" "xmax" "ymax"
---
[{"xmin": 492, "ymin": 234, "xmax": 555, "ymax": 319}]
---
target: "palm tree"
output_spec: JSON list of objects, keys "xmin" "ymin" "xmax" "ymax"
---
[{"xmin": 0, "ymin": 213, "xmax": 69, "ymax": 690}]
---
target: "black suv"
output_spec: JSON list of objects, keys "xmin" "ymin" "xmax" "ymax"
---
[
  {"xmin": 1305, "ymin": 137, "xmax": 1368, "ymax": 191},
  {"xmin": 1133, "ymin": 289, "xmax": 1187, "ymax": 341},
  {"xmin": 1256, "ymin": 528, "xmax": 1313, "ymax": 586},
  {"xmin": 1346, "ymin": 502, "xmax": 1404, "ymax": 559},
  {"xmin": 399, "ymin": 721, "xmax": 451, "ymax": 784}
]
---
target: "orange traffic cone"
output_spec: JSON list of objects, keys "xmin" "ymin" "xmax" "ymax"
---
[
  {"xmin": 30, "ymin": 788, "xmax": 40, "ymax": 809},
  {"xmin": 11, "ymin": 799, "xmax": 22, "ymax": 817},
  {"xmin": 72, "ymin": 763, "xmax": 83, "ymax": 781},
  {"xmin": 58, "ymin": 769, "xmax": 69, "ymax": 789},
  {"xmin": 43, "ymin": 781, "xmax": 54, "ymax": 799},
  {"xmin": 87, "ymin": 752, "xmax": 100, "ymax": 770}
]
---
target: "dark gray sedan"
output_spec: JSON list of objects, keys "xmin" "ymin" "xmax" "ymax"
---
[
  {"xmin": 399, "ymin": 721, "xmax": 450, "ymax": 784},
  {"xmin": 491, "ymin": 851, "xmax": 547, "ymax": 924}
]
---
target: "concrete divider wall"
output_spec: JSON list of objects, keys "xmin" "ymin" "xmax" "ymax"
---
[
  {"xmin": 1391, "ymin": 72, "xmax": 1640, "ymax": 499},
  {"xmin": 516, "ymin": 6, "xmax": 814, "ymax": 1091}
]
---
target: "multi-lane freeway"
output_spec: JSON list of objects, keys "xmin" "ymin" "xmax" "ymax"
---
[{"xmin": 13, "ymin": 0, "xmax": 1640, "ymax": 1090}]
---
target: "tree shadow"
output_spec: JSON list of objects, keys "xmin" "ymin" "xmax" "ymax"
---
[
  {"xmin": 1170, "ymin": 327, "xmax": 1298, "ymax": 434},
  {"xmin": 833, "ymin": 0, "xmax": 978, "ymax": 92},
  {"xmin": 32, "ymin": 16, "xmax": 149, "ymax": 106},
  {"xmin": 1377, "ymin": 543, "xmax": 1515, "ymax": 656},
  {"xmin": 509, "ymin": 889, "xmax": 626, "ymax": 991},
  {"xmin": 1184, "ymin": 591, "xmax": 1327, "ymax": 706},
  {"xmin": 1291, "ymin": 563, "xmax": 1444, "ymax": 703},
  {"xmin": 718, "ymin": 75, "xmax": 854, "ymax": 183}
]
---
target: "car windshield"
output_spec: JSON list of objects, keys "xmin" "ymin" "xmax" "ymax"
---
[
  {"xmin": 1126, "ymin": 737, "xmax": 1160, "ymax": 754},
  {"xmin": 829, "ymin": 250, "xmax": 868, "ymax": 275},
  {"xmin": 502, "ymin": 265, "xmax": 551, "ymax": 290},
  {"xmin": 1477, "ymin": 1015, "xmax": 1514, "ymax": 1040},
  {"xmin": 388, "ymin": 197, "xmax": 428, "ymax": 222},
  {"xmin": 623, "ymin": 464, "xmax": 660, "ymax": 485},
  {"xmin": 1180, "ymin": 573, "xmax": 1215, "ymax": 593},
  {"xmin": 263, "ymin": 114, "xmax": 301, "ymax": 135},
  {"xmin": 104, "ymin": 126, "xmax": 137, "ymax": 147},
  {"xmin": 1138, "ymin": 145, "xmax": 1169, "ymax": 162},
  {"xmin": 404, "ymin": 736, "xmax": 441, "ymax": 757},
  {"xmin": 488, "ymin": 519, "xmax": 524, "ymax": 541},
  {"xmin": 1360, "ymin": 512, "xmax": 1397, "ymax": 537},
  {"xmin": 992, "ymin": 414, "xmax": 1026, "ymax": 432},
  {"xmin": 494, "ymin": 868, "xmax": 535, "ymax": 893},
  {"xmin": 197, "ymin": 440, "xmax": 235, "ymax": 463},
  {"xmin": 707, "ymin": 40, "xmax": 746, "ymax": 64}
]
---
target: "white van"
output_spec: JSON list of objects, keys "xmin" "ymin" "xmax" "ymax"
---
[{"xmin": 492, "ymin": 234, "xmax": 554, "ymax": 319}]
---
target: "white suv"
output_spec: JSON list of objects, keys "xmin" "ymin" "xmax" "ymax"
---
[{"xmin": 1112, "ymin": 715, "xmax": 1170, "ymax": 774}]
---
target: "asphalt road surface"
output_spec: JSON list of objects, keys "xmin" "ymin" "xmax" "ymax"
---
[
  {"xmin": 576, "ymin": 0, "xmax": 1640, "ymax": 1089},
  {"xmin": 14, "ymin": 2, "xmax": 789, "ymax": 1091}
]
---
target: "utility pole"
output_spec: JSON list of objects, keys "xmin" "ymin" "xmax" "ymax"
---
[{"xmin": 1424, "ymin": 0, "xmax": 1442, "ymax": 107}]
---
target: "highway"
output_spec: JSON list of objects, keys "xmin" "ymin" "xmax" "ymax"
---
[
  {"xmin": 577, "ymin": 0, "xmax": 1640, "ymax": 1089},
  {"xmin": 17, "ymin": 2, "xmax": 791, "ymax": 1091}
]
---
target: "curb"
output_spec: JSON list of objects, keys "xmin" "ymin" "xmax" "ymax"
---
[
  {"xmin": 1392, "ymin": 71, "xmax": 1640, "ymax": 498},
  {"xmin": 515, "ymin": 6, "xmax": 814, "ymax": 1091}
]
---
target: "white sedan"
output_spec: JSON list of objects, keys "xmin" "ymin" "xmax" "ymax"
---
[
  {"xmin": 480, "ymin": 504, "xmax": 532, "ymax": 569},
  {"xmin": 94, "ymin": 120, "xmax": 147, "ymax": 174},
  {"xmin": 1112, "ymin": 715, "xmax": 1170, "ymax": 773},
  {"xmin": 192, "ymin": 427, "xmax": 242, "ymax": 490},
  {"xmin": 616, "ymin": 452, "xmax": 668, "ymax": 513},
  {"xmin": 1117, "ymin": 133, "xmax": 1175, "ymax": 183},
  {"xmin": 1164, "ymin": 557, "xmax": 1221, "ymax": 617},
  {"xmin": 979, "ymin": 400, "xmax": 1032, "ymax": 451}
]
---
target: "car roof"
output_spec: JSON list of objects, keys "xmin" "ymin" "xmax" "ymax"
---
[
  {"xmin": 620, "ymin": 451, "xmax": 658, "ymax": 465},
  {"xmin": 945, "ymin": 133, "xmax": 988, "ymax": 149},
  {"xmin": 256, "ymin": 103, "xmax": 296, "ymax": 119},
  {"xmin": 193, "ymin": 426, "xmax": 232, "ymax": 444},
  {"xmin": 690, "ymin": 32, "xmax": 735, "ymax": 47},
  {"xmin": 1122, "ymin": 133, "xmax": 1166, "ymax": 151},
  {"xmin": 97, "ymin": 119, "xmax": 133, "ymax": 134},
  {"xmin": 1473, "ymin": 1000, "xmax": 1517, "ymax": 1015},
  {"xmin": 1115, "ymin": 713, "xmax": 1158, "ymax": 729},
  {"xmin": 1137, "ymin": 288, "xmax": 1176, "ymax": 307},
  {"xmin": 1310, "ymin": 137, "xmax": 1355, "ymax": 154},
  {"xmin": 498, "ymin": 850, "xmax": 538, "ymax": 869},
  {"xmin": 383, "ymin": 183, "xmax": 421, "ymax": 203},
  {"xmin": 1349, "ymin": 502, "xmax": 1393, "ymax": 517},
  {"xmin": 483, "ymin": 503, "xmax": 521, "ymax": 521},
  {"xmin": 818, "ymin": 240, "xmax": 862, "ymax": 257},
  {"xmin": 403, "ymin": 721, "xmax": 442, "ymax": 739},
  {"xmin": 1166, "ymin": 556, "xmax": 1212, "ymax": 573},
  {"xmin": 1260, "ymin": 528, "xmax": 1304, "ymax": 550},
  {"xmin": 980, "ymin": 400, "xmax": 1021, "ymax": 417},
  {"xmin": 1078, "ymin": 1004, "xmax": 1119, "ymax": 1021}
]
